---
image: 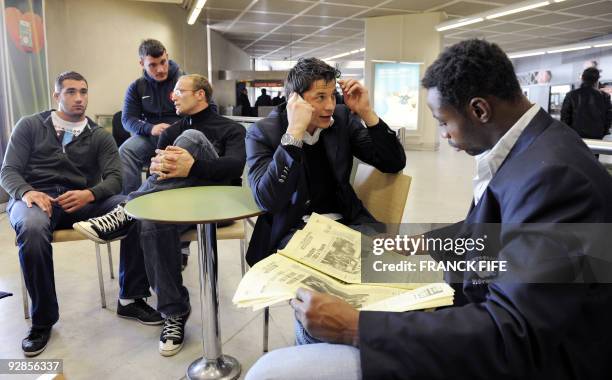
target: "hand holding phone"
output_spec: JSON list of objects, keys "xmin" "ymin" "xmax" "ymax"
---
[{"xmin": 286, "ymin": 93, "xmax": 314, "ymax": 140}]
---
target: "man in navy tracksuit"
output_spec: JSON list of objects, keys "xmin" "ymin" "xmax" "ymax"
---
[
  {"xmin": 120, "ymin": 39, "xmax": 183, "ymax": 195},
  {"xmin": 120, "ymin": 39, "xmax": 216, "ymax": 267}
]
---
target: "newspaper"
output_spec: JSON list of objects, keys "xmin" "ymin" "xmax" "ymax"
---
[{"xmin": 233, "ymin": 213, "xmax": 454, "ymax": 312}]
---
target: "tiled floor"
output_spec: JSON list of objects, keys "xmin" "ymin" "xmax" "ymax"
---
[{"xmin": 0, "ymin": 142, "xmax": 474, "ymax": 379}]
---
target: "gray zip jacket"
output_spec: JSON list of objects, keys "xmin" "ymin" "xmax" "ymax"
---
[{"xmin": 0, "ymin": 110, "xmax": 122, "ymax": 200}]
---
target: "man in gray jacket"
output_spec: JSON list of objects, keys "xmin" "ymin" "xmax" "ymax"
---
[{"xmin": 0, "ymin": 71, "xmax": 161, "ymax": 358}]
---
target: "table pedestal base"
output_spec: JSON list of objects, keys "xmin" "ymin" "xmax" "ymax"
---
[{"xmin": 187, "ymin": 355, "xmax": 241, "ymax": 380}]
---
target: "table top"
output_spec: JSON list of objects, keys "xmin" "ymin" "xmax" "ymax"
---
[{"xmin": 124, "ymin": 186, "xmax": 263, "ymax": 224}]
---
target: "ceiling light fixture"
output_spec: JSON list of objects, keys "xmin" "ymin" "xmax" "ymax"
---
[
  {"xmin": 508, "ymin": 39, "xmax": 612, "ymax": 59},
  {"xmin": 546, "ymin": 45, "xmax": 591, "ymax": 54},
  {"xmin": 324, "ymin": 48, "xmax": 365, "ymax": 61},
  {"xmin": 508, "ymin": 51, "xmax": 545, "ymax": 58},
  {"xmin": 485, "ymin": 1, "xmax": 550, "ymax": 20},
  {"xmin": 436, "ymin": 17, "xmax": 483, "ymax": 32},
  {"xmin": 435, "ymin": 0, "xmax": 563, "ymax": 32},
  {"xmin": 187, "ymin": 0, "xmax": 207, "ymax": 25}
]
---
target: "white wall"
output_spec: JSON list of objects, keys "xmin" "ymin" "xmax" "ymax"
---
[
  {"xmin": 45, "ymin": 0, "xmax": 208, "ymax": 118},
  {"xmin": 365, "ymin": 12, "xmax": 444, "ymax": 151},
  {"xmin": 208, "ymin": 29, "xmax": 251, "ymax": 109}
]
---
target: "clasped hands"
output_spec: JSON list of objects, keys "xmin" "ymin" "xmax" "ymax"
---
[
  {"xmin": 22, "ymin": 189, "xmax": 94, "ymax": 217},
  {"xmin": 149, "ymin": 145, "xmax": 195, "ymax": 180}
]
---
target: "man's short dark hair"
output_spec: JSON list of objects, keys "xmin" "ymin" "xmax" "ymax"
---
[
  {"xmin": 421, "ymin": 39, "xmax": 522, "ymax": 111},
  {"xmin": 55, "ymin": 71, "xmax": 87, "ymax": 92},
  {"xmin": 582, "ymin": 67, "xmax": 600, "ymax": 86},
  {"xmin": 139, "ymin": 39, "xmax": 166, "ymax": 59},
  {"xmin": 261, "ymin": 89, "xmax": 266, "ymax": 94},
  {"xmin": 285, "ymin": 57, "xmax": 341, "ymax": 97}
]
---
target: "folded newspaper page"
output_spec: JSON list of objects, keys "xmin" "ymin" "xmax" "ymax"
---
[{"xmin": 233, "ymin": 214, "xmax": 454, "ymax": 311}]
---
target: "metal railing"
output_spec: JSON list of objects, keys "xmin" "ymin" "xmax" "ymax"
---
[{"xmin": 583, "ymin": 139, "xmax": 612, "ymax": 155}]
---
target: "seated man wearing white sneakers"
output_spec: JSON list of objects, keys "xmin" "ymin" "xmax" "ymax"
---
[{"xmin": 73, "ymin": 74, "xmax": 246, "ymax": 356}]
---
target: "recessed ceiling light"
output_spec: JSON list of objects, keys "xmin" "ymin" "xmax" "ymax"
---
[
  {"xmin": 508, "ymin": 51, "xmax": 545, "ymax": 58},
  {"xmin": 187, "ymin": 0, "xmax": 207, "ymax": 25},
  {"xmin": 324, "ymin": 48, "xmax": 365, "ymax": 61},
  {"xmin": 546, "ymin": 45, "xmax": 591, "ymax": 54},
  {"xmin": 485, "ymin": 1, "xmax": 550, "ymax": 20},
  {"xmin": 436, "ymin": 17, "xmax": 484, "ymax": 32}
]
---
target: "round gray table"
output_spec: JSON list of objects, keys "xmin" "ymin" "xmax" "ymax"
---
[{"xmin": 125, "ymin": 186, "xmax": 262, "ymax": 380}]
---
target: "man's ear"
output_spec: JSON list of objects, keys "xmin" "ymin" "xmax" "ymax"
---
[
  {"xmin": 468, "ymin": 97, "xmax": 491, "ymax": 123},
  {"xmin": 139, "ymin": 58, "xmax": 144, "ymax": 68},
  {"xmin": 52, "ymin": 91, "xmax": 59, "ymax": 103}
]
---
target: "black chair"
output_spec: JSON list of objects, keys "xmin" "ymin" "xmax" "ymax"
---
[{"xmin": 112, "ymin": 111, "xmax": 130, "ymax": 148}]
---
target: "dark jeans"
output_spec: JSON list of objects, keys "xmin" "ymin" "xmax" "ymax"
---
[
  {"xmin": 118, "ymin": 134, "xmax": 159, "ymax": 195},
  {"xmin": 8, "ymin": 189, "xmax": 150, "ymax": 328},
  {"xmin": 128, "ymin": 129, "xmax": 219, "ymax": 318}
]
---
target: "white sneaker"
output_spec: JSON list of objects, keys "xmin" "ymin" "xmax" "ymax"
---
[
  {"xmin": 73, "ymin": 203, "xmax": 133, "ymax": 243},
  {"xmin": 159, "ymin": 313, "xmax": 189, "ymax": 357}
]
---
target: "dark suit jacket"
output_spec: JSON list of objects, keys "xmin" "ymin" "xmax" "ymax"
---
[
  {"xmin": 561, "ymin": 85, "xmax": 611, "ymax": 139},
  {"xmin": 359, "ymin": 109, "xmax": 612, "ymax": 379},
  {"xmin": 245, "ymin": 105, "xmax": 406, "ymax": 265}
]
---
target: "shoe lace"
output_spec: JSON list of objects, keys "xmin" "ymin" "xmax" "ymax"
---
[
  {"xmin": 89, "ymin": 205, "xmax": 132, "ymax": 233},
  {"xmin": 162, "ymin": 317, "xmax": 184, "ymax": 340}
]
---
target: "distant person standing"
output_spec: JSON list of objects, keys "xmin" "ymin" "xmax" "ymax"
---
[
  {"xmin": 272, "ymin": 92, "xmax": 285, "ymax": 106},
  {"xmin": 561, "ymin": 67, "xmax": 612, "ymax": 139},
  {"xmin": 238, "ymin": 87, "xmax": 253, "ymax": 116},
  {"xmin": 255, "ymin": 88, "xmax": 273, "ymax": 107}
]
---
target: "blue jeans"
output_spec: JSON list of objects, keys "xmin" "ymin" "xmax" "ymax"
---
[
  {"xmin": 245, "ymin": 342, "xmax": 362, "ymax": 380},
  {"xmin": 118, "ymin": 134, "xmax": 158, "ymax": 195},
  {"xmin": 128, "ymin": 130, "xmax": 219, "ymax": 318},
  {"xmin": 8, "ymin": 191, "xmax": 150, "ymax": 328},
  {"xmin": 245, "ymin": 319, "xmax": 361, "ymax": 379}
]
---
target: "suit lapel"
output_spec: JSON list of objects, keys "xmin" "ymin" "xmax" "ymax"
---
[
  {"xmin": 497, "ymin": 109, "xmax": 551, "ymax": 173},
  {"xmin": 465, "ymin": 109, "xmax": 553, "ymax": 222}
]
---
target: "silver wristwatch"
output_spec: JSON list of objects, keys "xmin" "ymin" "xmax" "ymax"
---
[{"xmin": 281, "ymin": 133, "xmax": 303, "ymax": 148}]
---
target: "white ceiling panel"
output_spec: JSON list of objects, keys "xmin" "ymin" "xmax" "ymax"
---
[
  {"xmin": 305, "ymin": 3, "xmax": 370, "ymax": 18},
  {"xmin": 186, "ymin": 0, "xmax": 612, "ymax": 60},
  {"xmin": 384, "ymin": 0, "xmax": 451, "ymax": 12}
]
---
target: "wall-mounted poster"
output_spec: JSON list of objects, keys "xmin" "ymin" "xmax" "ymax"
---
[
  {"xmin": 373, "ymin": 62, "xmax": 420, "ymax": 131},
  {"xmin": 3, "ymin": 0, "xmax": 49, "ymax": 130}
]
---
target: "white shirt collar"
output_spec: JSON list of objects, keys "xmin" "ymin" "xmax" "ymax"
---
[
  {"xmin": 302, "ymin": 116, "xmax": 334, "ymax": 145},
  {"xmin": 472, "ymin": 104, "xmax": 540, "ymax": 205}
]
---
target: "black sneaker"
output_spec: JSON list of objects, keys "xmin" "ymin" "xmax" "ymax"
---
[
  {"xmin": 22, "ymin": 326, "xmax": 52, "ymax": 357},
  {"xmin": 73, "ymin": 203, "xmax": 133, "ymax": 243},
  {"xmin": 117, "ymin": 299, "xmax": 163, "ymax": 325},
  {"xmin": 159, "ymin": 312, "xmax": 189, "ymax": 356}
]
